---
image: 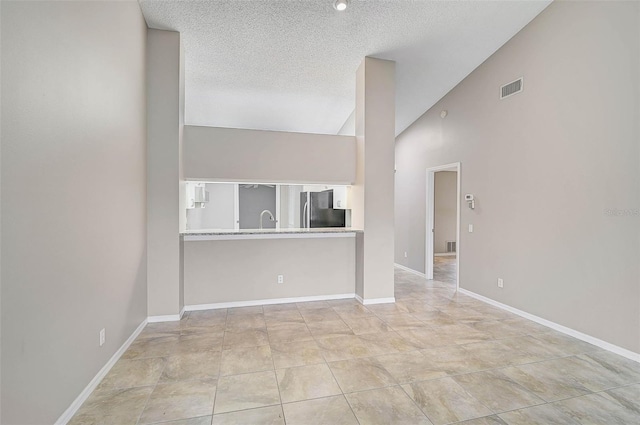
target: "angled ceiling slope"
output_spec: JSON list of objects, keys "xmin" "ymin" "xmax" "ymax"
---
[{"xmin": 140, "ymin": 0, "xmax": 551, "ymax": 136}]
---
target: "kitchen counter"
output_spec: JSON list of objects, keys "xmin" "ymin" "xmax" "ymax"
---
[
  {"xmin": 181, "ymin": 227, "xmax": 362, "ymax": 241},
  {"xmin": 182, "ymin": 228, "xmax": 358, "ymax": 306}
]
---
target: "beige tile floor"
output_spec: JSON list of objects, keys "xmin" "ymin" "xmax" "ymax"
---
[
  {"xmin": 433, "ymin": 255, "xmax": 456, "ymax": 285},
  {"xmin": 70, "ymin": 268, "xmax": 640, "ymax": 425}
]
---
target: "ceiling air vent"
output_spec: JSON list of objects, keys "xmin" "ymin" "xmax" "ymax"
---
[{"xmin": 500, "ymin": 78, "xmax": 523, "ymax": 99}]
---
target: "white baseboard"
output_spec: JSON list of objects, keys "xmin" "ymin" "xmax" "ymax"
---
[
  {"xmin": 147, "ymin": 314, "xmax": 181, "ymax": 323},
  {"xmin": 434, "ymin": 253, "xmax": 456, "ymax": 257},
  {"xmin": 355, "ymin": 294, "xmax": 396, "ymax": 305},
  {"xmin": 394, "ymin": 263, "xmax": 426, "ymax": 278},
  {"xmin": 362, "ymin": 297, "xmax": 396, "ymax": 305},
  {"xmin": 457, "ymin": 288, "xmax": 640, "ymax": 364},
  {"xmin": 55, "ymin": 319, "xmax": 147, "ymax": 425},
  {"xmin": 148, "ymin": 307, "xmax": 187, "ymax": 323},
  {"xmin": 184, "ymin": 293, "xmax": 355, "ymax": 311}
]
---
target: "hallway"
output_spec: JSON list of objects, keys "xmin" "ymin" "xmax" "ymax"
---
[{"xmin": 433, "ymin": 255, "xmax": 457, "ymax": 285}]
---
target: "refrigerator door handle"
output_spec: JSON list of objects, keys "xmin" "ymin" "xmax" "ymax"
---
[{"xmin": 302, "ymin": 201, "xmax": 309, "ymax": 228}]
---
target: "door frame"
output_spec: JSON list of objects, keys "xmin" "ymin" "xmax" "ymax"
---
[
  {"xmin": 426, "ymin": 162, "xmax": 461, "ymax": 290},
  {"xmin": 275, "ymin": 185, "xmax": 281, "ymax": 229},
  {"xmin": 233, "ymin": 184, "xmax": 240, "ymax": 230}
]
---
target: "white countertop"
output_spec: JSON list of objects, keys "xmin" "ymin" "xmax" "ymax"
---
[{"xmin": 181, "ymin": 227, "xmax": 362, "ymax": 241}]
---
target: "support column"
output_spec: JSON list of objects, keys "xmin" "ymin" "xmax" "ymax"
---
[
  {"xmin": 354, "ymin": 57, "xmax": 396, "ymax": 303},
  {"xmin": 147, "ymin": 29, "xmax": 185, "ymax": 318}
]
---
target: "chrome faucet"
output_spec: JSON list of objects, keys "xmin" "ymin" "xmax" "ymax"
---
[{"xmin": 259, "ymin": 209, "xmax": 275, "ymax": 229}]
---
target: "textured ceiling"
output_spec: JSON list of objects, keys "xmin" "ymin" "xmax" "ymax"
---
[{"xmin": 139, "ymin": 0, "xmax": 551, "ymax": 136}]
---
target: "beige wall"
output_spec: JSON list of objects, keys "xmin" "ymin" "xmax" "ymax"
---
[
  {"xmin": 434, "ymin": 171, "xmax": 457, "ymax": 254},
  {"xmin": 184, "ymin": 126, "xmax": 356, "ymax": 184},
  {"xmin": 147, "ymin": 29, "xmax": 185, "ymax": 317},
  {"xmin": 184, "ymin": 237, "xmax": 355, "ymax": 305},
  {"xmin": 1, "ymin": 1, "xmax": 148, "ymax": 423},
  {"xmin": 0, "ymin": 1, "xmax": 3, "ymax": 419},
  {"xmin": 395, "ymin": 1, "xmax": 640, "ymax": 352},
  {"xmin": 354, "ymin": 57, "xmax": 396, "ymax": 301}
]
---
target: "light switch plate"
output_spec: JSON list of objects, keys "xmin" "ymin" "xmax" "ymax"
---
[{"xmin": 468, "ymin": 224, "xmax": 474, "ymax": 233}]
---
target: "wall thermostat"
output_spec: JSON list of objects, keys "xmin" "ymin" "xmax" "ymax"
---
[{"xmin": 465, "ymin": 194, "xmax": 475, "ymax": 210}]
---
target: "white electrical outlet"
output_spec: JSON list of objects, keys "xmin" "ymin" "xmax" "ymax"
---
[
  {"xmin": 277, "ymin": 275, "xmax": 284, "ymax": 284},
  {"xmin": 99, "ymin": 328, "xmax": 106, "ymax": 346},
  {"xmin": 404, "ymin": 252, "xmax": 408, "ymax": 258},
  {"xmin": 468, "ymin": 224, "xmax": 474, "ymax": 233},
  {"xmin": 497, "ymin": 278, "xmax": 504, "ymax": 288}
]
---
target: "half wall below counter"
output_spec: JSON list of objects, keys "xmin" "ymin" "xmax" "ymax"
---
[{"xmin": 181, "ymin": 228, "xmax": 360, "ymax": 308}]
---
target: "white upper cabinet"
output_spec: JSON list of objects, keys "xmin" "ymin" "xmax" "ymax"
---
[{"xmin": 332, "ymin": 186, "xmax": 351, "ymax": 209}]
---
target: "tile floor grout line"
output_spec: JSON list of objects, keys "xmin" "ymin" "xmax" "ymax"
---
[
  {"xmin": 279, "ymin": 394, "xmax": 362, "ymax": 425},
  {"xmin": 448, "ymin": 376, "xmax": 501, "ymax": 422},
  {"xmin": 487, "ymin": 395, "xmax": 577, "ymax": 420},
  {"xmin": 452, "ymin": 369, "xmax": 549, "ymax": 415},
  {"xmin": 341, "ymin": 390, "xmax": 364, "ymax": 425},
  {"xmin": 263, "ymin": 316, "xmax": 286, "ymax": 424},
  {"xmin": 133, "ymin": 327, "xmax": 170, "ymax": 425},
  {"xmin": 209, "ymin": 403, "xmax": 282, "ymax": 421},
  {"xmin": 396, "ymin": 380, "xmax": 440, "ymax": 424},
  {"xmin": 209, "ymin": 308, "xmax": 227, "ymax": 418}
]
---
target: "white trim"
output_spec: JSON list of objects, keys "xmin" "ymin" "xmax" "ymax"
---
[
  {"xmin": 147, "ymin": 314, "xmax": 181, "ymax": 323},
  {"xmin": 360, "ymin": 297, "xmax": 396, "ymax": 305},
  {"xmin": 185, "ymin": 293, "xmax": 355, "ymax": 311},
  {"xmin": 425, "ymin": 162, "xmax": 460, "ymax": 291},
  {"xmin": 355, "ymin": 294, "xmax": 397, "ymax": 305},
  {"xmin": 179, "ymin": 306, "xmax": 186, "ymax": 318},
  {"xmin": 457, "ymin": 288, "xmax": 640, "ymax": 364},
  {"xmin": 394, "ymin": 263, "xmax": 426, "ymax": 278},
  {"xmin": 183, "ymin": 232, "xmax": 356, "ymax": 241},
  {"xmin": 455, "ymin": 164, "xmax": 461, "ymax": 292},
  {"xmin": 54, "ymin": 319, "xmax": 147, "ymax": 425},
  {"xmin": 233, "ymin": 183, "xmax": 240, "ymax": 230},
  {"xmin": 426, "ymin": 171, "xmax": 435, "ymax": 280},
  {"xmin": 434, "ymin": 253, "xmax": 457, "ymax": 257},
  {"xmin": 275, "ymin": 185, "xmax": 281, "ymax": 230}
]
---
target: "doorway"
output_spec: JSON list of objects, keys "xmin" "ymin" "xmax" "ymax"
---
[{"xmin": 426, "ymin": 163, "xmax": 460, "ymax": 289}]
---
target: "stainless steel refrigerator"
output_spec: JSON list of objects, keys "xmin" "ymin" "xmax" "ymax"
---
[{"xmin": 300, "ymin": 190, "xmax": 346, "ymax": 228}]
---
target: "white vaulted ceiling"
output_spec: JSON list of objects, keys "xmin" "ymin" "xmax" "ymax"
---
[{"xmin": 139, "ymin": 0, "xmax": 551, "ymax": 136}]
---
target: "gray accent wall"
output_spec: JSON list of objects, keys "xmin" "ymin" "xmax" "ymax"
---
[
  {"xmin": 395, "ymin": 1, "xmax": 640, "ymax": 353},
  {"xmin": 1, "ymin": 1, "xmax": 148, "ymax": 423},
  {"xmin": 239, "ymin": 185, "xmax": 277, "ymax": 229}
]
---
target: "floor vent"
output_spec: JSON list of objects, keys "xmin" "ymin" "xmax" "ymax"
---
[
  {"xmin": 500, "ymin": 77, "xmax": 523, "ymax": 99},
  {"xmin": 446, "ymin": 241, "xmax": 457, "ymax": 253}
]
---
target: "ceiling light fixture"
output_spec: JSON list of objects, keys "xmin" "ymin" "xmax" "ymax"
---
[{"xmin": 333, "ymin": 0, "xmax": 349, "ymax": 11}]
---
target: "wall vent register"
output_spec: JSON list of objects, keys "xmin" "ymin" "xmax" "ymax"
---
[
  {"xmin": 446, "ymin": 241, "xmax": 457, "ymax": 253},
  {"xmin": 500, "ymin": 77, "xmax": 523, "ymax": 99}
]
